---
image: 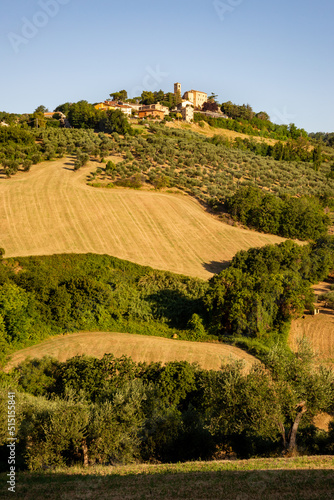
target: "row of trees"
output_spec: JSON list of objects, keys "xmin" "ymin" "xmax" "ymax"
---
[
  {"xmin": 229, "ymin": 137, "xmax": 322, "ymax": 165},
  {"xmin": 0, "ymin": 113, "xmax": 135, "ymax": 177},
  {"xmin": 225, "ymin": 186, "xmax": 331, "ymax": 240},
  {"xmin": 0, "ymin": 126, "xmax": 40, "ymax": 176},
  {"xmin": 195, "ymin": 113, "xmax": 308, "ymax": 142},
  {"xmin": 1, "ymin": 341, "xmax": 333, "ymax": 470},
  {"xmin": 108, "ymin": 88, "xmax": 182, "ymax": 109}
]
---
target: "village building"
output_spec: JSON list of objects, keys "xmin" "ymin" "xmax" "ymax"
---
[
  {"xmin": 174, "ymin": 82, "xmax": 182, "ymax": 95},
  {"xmin": 179, "ymin": 100, "xmax": 194, "ymax": 108},
  {"xmin": 173, "ymin": 82, "xmax": 207, "ymax": 114},
  {"xmin": 138, "ymin": 107, "xmax": 165, "ymax": 120},
  {"xmin": 44, "ymin": 111, "xmax": 66, "ymax": 120},
  {"xmin": 94, "ymin": 101, "xmax": 132, "ymax": 117},
  {"xmin": 183, "ymin": 89, "xmax": 208, "ymax": 109},
  {"xmin": 181, "ymin": 105, "xmax": 194, "ymax": 123},
  {"xmin": 138, "ymin": 103, "xmax": 169, "ymax": 119},
  {"xmin": 126, "ymin": 103, "xmax": 141, "ymax": 113}
]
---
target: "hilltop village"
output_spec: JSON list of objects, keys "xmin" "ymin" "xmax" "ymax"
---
[{"xmin": 93, "ymin": 83, "xmax": 224, "ymax": 122}]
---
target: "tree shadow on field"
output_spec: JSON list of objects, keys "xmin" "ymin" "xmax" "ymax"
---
[
  {"xmin": 203, "ymin": 260, "xmax": 229, "ymax": 275},
  {"xmin": 3, "ymin": 468, "xmax": 334, "ymax": 500},
  {"xmin": 317, "ymin": 309, "xmax": 334, "ymax": 316},
  {"xmin": 62, "ymin": 162, "xmax": 75, "ymax": 171}
]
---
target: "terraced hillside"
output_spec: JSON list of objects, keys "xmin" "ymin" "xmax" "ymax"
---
[
  {"xmin": 0, "ymin": 158, "xmax": 285, "ymax": 279},
  {"xmin": 5, "ymin": 331, "xmax": 257, "ymax": 372}
]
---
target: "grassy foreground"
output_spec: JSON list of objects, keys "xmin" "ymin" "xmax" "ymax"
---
[{"xmin": 1, "ymin": 457, "xmax": 333, "ymax": 500}]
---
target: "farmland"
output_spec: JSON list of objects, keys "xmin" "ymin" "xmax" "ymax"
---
[
  {"xmin": 1, "ymin": 114, "xmax": 334, "ymax": 481},
  {"xmin": 4, "ymin": 331, "xmax": 256, "ymax": 372},
  {"xmin": 289, "ymin": 277, "xmax": 334, "ymax": 365},
  {"xmin": 0, "ymin": 156, "xmax": 285, "ymax": 279}
]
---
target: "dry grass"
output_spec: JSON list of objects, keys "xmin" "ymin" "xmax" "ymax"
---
[
  {"xmin": 1, "ymin": 456, "xmax": 333, "ymax": 500},
  {"xmin": 166, "ymin": 120, "xmax": 278, "ymax": 145},
  {"xmin": 289, "ymin": 278, "xmax": 334, "ymax": 365},
  {"xmin": 4, "ymin": 331, "xmax": 256, "ymax": 372},
  {"xmin": 313, "ymin": 413, "xmax": 333, "ymax": 432},
  {"xmin": 0, "ymin": 158, "xmax": 285, "ymax": 279}
]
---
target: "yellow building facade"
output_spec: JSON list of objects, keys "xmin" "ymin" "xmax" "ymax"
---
[{"xmin": 183, "ymin": 90, "xmax": 207, "ymax": 109}]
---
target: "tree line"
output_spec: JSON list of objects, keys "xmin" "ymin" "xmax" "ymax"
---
[
  {"xmin": 195, "ymin": 112, "xmax": 309, "ymax": 142},
  {"xmin": 225, "ymin": 186, "xmax": 331, "ymax": 240},
  {"xmin": 1, "ymin": 341, "xmax": 333, "ymax": 470}
]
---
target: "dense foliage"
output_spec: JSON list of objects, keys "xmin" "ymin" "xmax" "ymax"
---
[
  {"xmin": 0, "ymin": 126, "xmax": 40, "ymax": 176},
  {"xmin": 0, "ymin": 253, "xmax": 208, "ymax": 364},
  {"xmin": 309, "ymin": 132, "xmax": 334, "ymax": 148},
  {"xmin": 225, "ymin": 186, "xmax": 331, "ymax": 240},
  {"xmin": 205, "ymin": 237, "xmax": 334, "ymax": 347},
  {"xmin": 1, "ymin": 342, "xmax": 333, "ymax": 470},
  {"xmin": 64, "ymin": 101, "xmax": 132, "ymax": 134}
]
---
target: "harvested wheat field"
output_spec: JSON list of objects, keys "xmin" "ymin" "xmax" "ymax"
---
[
  {"xmin": 0, "ymin": 158, "xmax": 284, "ymax": 279},
  {"xmin": 289, "ymin": 278, "xmax": 334, "ymax": 364},
  {"xmin": 5, "ymin": 331, "xmax": 257, "ymax": 372}
]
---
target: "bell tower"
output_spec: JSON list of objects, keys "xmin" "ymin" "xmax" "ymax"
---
[{"xmin": 174, "ymin": 82, "xmax": 181, "ymax": 96}]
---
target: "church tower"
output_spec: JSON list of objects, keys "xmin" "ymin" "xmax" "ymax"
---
[{"xmin": 174, "ymin": 82, "xmax": 181, "ymax": 96}]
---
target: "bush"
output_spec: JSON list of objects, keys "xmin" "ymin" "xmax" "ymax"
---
[{"xmin": 225, "ymin": 186, "xmax": 331, "ymax": 240}]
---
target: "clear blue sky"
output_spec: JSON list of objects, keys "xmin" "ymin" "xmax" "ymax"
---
[{"xmin": 1, "ymin": 0, "xmax": 333, "ymax": 132}]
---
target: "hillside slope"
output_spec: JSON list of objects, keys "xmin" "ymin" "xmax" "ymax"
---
[
  {"xmin": 0, "ymin": 158, "xmax": 285, "ymax": 279},
  {"xmin": 5, "ymin": 331, "xmax": 257, "ymax": 372},
  {"xmin": 289, "ymin": 278, "xmax": 334, "ymax": 364}
]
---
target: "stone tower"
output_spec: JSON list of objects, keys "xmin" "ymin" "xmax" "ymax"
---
[{"xmin": 174, "ymin": 82, "xmax": 181, "ymax": 96}]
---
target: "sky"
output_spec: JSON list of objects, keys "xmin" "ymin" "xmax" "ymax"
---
[{"xmin": 0, "ymin": 0, "xmax": 333, "ymax": 133}]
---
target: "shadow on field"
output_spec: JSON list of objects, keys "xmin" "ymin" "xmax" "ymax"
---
[
  {"xmin": 63, "ymin": 161, "xmax": 75, "ymax": 171},
  {"xmin": 3, "ymin": 468, "xmax": 334, "ymax": 500},
  {"xmin": 317, "ymin": 309, "xmax": 334, "ymax": 316},
  {"xmin": 203, "ymin": 260, "xmax": 229, "ymax": 275}
]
